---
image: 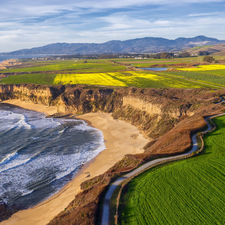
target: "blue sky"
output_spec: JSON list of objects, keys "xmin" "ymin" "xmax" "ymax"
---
[{"xmin": 0, "ymin": 0, "xmax": 225, "ymax": 52}]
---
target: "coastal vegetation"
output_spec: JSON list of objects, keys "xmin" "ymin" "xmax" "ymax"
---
[{"xmin": 119, "ymin": 115, "xmax": 225, "ymax": 225}]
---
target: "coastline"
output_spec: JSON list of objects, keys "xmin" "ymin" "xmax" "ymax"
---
[
  {"xmin": 1, "ymin": 99, "xmax": 58, "ymax": 115},
  {"xmin": 0, "ymin": 100, "xmax": 149, "ymax": 225}
]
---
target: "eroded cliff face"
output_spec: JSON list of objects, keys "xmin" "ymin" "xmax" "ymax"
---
[
  {"xmin": 0, "ymin": 59, "xmax": 21, "ymax": 70},
  {"xmin": 0, "ymin": 84, "xmax": 65, "ymax": 106},
  {"xmin": 0, "ymin": 84, "xmax": 224, "ymax": 139}
]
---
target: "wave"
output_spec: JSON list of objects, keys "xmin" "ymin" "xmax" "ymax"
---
[
  {"xmin": 0, "ymin": 154, "xmax": 33, "ymax": 173},
  {"xmin": 21, "ymin": 189, "xmax": 34, "ymax": 197},
  {"xmin": 0, "ymin": 110, "xmax": 32, "ymax": 131},
  {"xmin": 0, "ymin": 104, "xmax": 106, "ymax": 209},
  {"xmin": 0, "ymin": 152, "xmax": 19, "ymax": 165}
]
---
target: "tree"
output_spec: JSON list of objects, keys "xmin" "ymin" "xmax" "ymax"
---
[
  {"xmin": 203, "ymin": 56, "xmax": 215, "ymax": 63},
  {"xmin": 179, "ymin": 52, "xmax": 190, "ymax": 58},
  {"xmin": 199, "ymin": 51, "xmax": 209, "ymax": 56},
  {"xmin": 160, "ymin": 52, "xmax": 173, "ymax": 59}
]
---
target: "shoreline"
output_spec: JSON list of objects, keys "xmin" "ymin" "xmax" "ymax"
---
[{"xmin": 0, "ymin": 100, "xmax": 149, "ymax": 225}]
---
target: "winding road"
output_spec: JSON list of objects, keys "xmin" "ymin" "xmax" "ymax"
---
[{"xmin": 101, "ymin": 99, "xmax": 225, "ymax": 225}]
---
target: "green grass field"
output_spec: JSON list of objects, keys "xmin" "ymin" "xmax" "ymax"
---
[
  {"xmin": 191, "ymin": 45, "xmax": 213, "ymax": 50},
  {"xmin": 203, "ymin": 70, "xmax": 225, "ymax": 76},
  {"xmin": 1, "ymin": 71, "xmax": 212, "ymax": 89},
  {"xmin": 114, "ymin": 56, "xmax": 206, "ymax": 63},
  {"xmin": 119, "ymin": 116, "xmax": 225, "ymax": 225},
  {"xmin": 166, "ymin": 70, "xmax": 225, "ymax": 87},
  {"xmin": 0, "ymin": 60, "xmax": 126, "ymax": 73},
  {"xmin": 0, "ymin": 58, "xmax": 224, "ymax": 89},
  {"xmin": 1, "ymin": 73, "xmax": 57, "ymax": 85}
]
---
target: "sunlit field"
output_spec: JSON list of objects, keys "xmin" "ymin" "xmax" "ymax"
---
[
  {"xmin": 179, "ymin": 64, "xmax": 225, "ymax": 71},
  {"xmin": 0, "ymin": 61, "xmax": 126, "ymax": 73},
  {"xmin": 53, "ymin": 71, "xmax": 206, "ymax": 88},
  {"xmin": 0, "ymin": 59, "xmax": 224, "ymax": 89},
  {"xmin": 119, "ymin": 116, "xmax": 225, "ymax": 225},
  {"xmin": 166, "ymin": 64, "xmax": 225, "ymax": 87}
]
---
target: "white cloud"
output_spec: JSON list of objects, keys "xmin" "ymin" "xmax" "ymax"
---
[
  {"xmin": 0, "ymin": 0, "xmax": 225, "ymax": 52},
  {"xmin": 188, "ymin": 12, "xmax": 220, "ymax": 16}
]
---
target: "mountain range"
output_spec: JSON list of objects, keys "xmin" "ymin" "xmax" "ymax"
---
[{"xmin": 2, "ymin": 36, "xmax": 225, "ymax": 55}]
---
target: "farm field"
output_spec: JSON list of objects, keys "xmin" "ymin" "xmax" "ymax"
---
[
  {"xmin": 3, "ymin": 70, "xmax": 213, "ymax": 89},
  {"xmin": 119, "ymin": 116, "xmax": 225, "ymax": 225},
  {"xmin": 129, "ymin": 62, "xmax": 188, "ymax": 68},
  {"xmin": 0, "ymin": 73, "xmax": 57, "ymax": 85},
  {"xmin": 165, "ymin": 64, "xmax": 225, "ymax": 87},
  {"xmin": 179, "ymin": 64, "xmax": 225, "ymax": 71},
  {"xmin": 115, "ymin": 56, "xmax": 206, "ymax": 64},
  {"xmin": 0, "ymin": 58, "xmax": 224, "ymax": 89},
  {"xmin": 0, "ymin": 60, "xmax": 126, "ymax": 73},
  {"xmin": 166, "ymin": 70, "xmax": 225, "ymax": 87},
  {"xmin": 53, "ymin": 72, "xmax": 209, "ymax": 88},
  {"xmin": 2, "ymin": 71, "xmax": 210, "ymax": 88},
  {"xmin": 203, "ymin": 70, "xmax": 225, "ymax": 76}
]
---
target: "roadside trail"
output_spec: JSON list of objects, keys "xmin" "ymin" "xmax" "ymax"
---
[{"xmin": 101, "ymin": 101, "xmax": 225, "ymax": 225}]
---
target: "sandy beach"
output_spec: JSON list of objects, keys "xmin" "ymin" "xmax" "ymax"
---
[
  {"xmin": 0, "ymin": 100, "xmax": 149, "ymax": 225},
  {"xmin": 1, "ymin": 99, "xmax": 58, "ymax": 115}
]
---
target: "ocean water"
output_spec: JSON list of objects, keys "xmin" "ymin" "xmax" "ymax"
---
[
  {"xmin": 0, "ymin": 55, "xmax": 55, "ymax": 63},
  {"xmin": 0, "ymin": 103, "xmax": 105, "ymax": 209}
]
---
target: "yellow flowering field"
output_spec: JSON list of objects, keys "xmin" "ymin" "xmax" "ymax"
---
[
  {"xmin": 53, "ymin": 71, "xmax": 205, "ymax": 88},
  {"xmin": 179, "ymin": 64, "xmax": 225, "ymax": 72}
]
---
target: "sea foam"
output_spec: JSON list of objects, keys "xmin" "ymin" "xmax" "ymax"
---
[{"xmin": 0, "ymin": 104, "xmax": 105, "ymax": 208}]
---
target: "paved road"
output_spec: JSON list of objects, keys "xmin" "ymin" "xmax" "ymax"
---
[
  {"xmin": 101, "ymin": 130, "xmax": 201, "ymax": 225},
  {"xmin": 101, "ymin": 100, "xmax": 225, "ymax": 225}
]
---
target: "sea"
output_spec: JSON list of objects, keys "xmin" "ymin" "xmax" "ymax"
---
[
  {"xmin": 0, "ymin": 54, "xmax": 55, "ymax": 63},
  {"xmin": 0, "ymin": 103, "xmax": 105, "ymax": 209}
]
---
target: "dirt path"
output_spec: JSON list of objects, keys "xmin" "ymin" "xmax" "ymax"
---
[{"xmin": 101, "ymin": 102, "xmax": 225, "ymax": 225}]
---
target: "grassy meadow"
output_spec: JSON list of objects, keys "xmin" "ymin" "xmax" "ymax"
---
[
  {"xmin": 166, "ymin": 64, "xmax": 225, "ymax": 87},
  {"xmin": 53, "ymin": 72, "xmax": 207, "ymax": 88},
  {"xmin": 119, "ymin": 115, "xmax": 225, "ymax": 225},
  {"xmin": 0, "ymin": 60, "xmax": 126, "ymax": 73}
]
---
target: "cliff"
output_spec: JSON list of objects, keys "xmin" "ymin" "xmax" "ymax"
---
[
  {"xmin": 1, "ymin": 84, "xmax": 222, "ymax": 139},
  {"xmin": 0, "ymin": 59, "xmax": 21, "ymax": 69}
]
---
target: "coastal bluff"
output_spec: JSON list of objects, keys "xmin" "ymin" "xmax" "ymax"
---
[
  {"xmin": 1, "ymin": 83, "xmax": 223, "ymax": 139},
  {"xmin": 1, "ymin": 83, "xmax": 225, "ymax": 224}
]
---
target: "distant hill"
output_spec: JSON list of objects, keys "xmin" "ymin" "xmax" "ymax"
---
[
  {"xmin": 2, "ymin": 36, "xmax": 225, "ymax": 55},
  {"xmin": 212, "ymin": 50, "xmax": 225, "ymax": 56},
  {"xmin": 186, "ymin": 43, "xmax": 225, "ymax": 55}
]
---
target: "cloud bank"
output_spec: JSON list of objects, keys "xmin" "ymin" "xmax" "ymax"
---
[{"xmin": 0, "ymin": 0, "xmax": 224, "ymax": 52}]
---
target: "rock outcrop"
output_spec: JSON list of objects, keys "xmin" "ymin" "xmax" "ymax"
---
[
  {"xmin": 0, "ymin": 59, "xmax": 21, "ymax": 70},
  {"xmin": 1, "ymin": 84, "xmax": 224, "ymax": 140},
  {"xmin": 0, "ymin": 200, "xmax": 21, "ymax": 222}
]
